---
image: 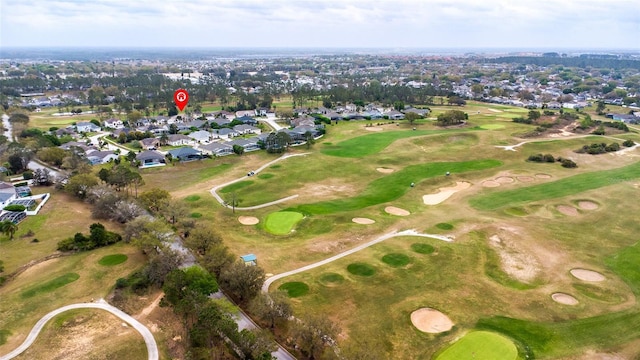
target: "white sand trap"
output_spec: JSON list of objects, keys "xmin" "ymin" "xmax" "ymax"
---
[
  {"xmin": 487, "ymin": 108, "xmax": 503, "ymax": 113},
  {"xmin": 385, "ymin": 206, "xmax": 410, "ymax": 216},
  {"xmin": 238, "ymin": 216, "xmax": 259, "ymax": 225},
  {"xmin": 265, "ymin": 273, "xmax": 274, "ymax": 277},
  {"xmin": 557, "ymin": 205, "xmax": 579, "ymax": 216},
  {"xmin": 410, "ymin": 308, "xmax": 454, "ymax": 333},
  {"xmin": 423, "ymin": 181, "xmax": 471, "ymax": 205},
  {"xmin": 536, "ymin": 173, "xmax": 552, "ymax": 179},
  {"xmin": 578, "ymin": 201, "xmax": 599, "ymax": 210},
  {"xmin": 571, "ymin": 268, "xmax": 606, "ymax": 282},
  {"xmin": 496, "ymin": 176, "xmax": 515, "ymax": 184},
  {"xmin": 482, "ymin": 180, "xmax": 501, "ymax": 188},
  {"xmin": 552, "ymin": 293, "xmax": 579, "ymax": 305},
  {"xmin": 352, "ymin": 217, "xmax": 376, "ymax": 224},
  {"xmin": 517, "ymin": 176, "xmax": 535, "ymax": 182},
  {"xmin": 376, "ymin": 167, "xmax": 395, "ymax": 173},
  {"xmin": 365, "ymin": 126, "xmax": 383, "ymax": 132}
]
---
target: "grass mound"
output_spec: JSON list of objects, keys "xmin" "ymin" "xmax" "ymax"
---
[
  {"xmin": 21, "ymin": 273, "xmax": 80, "ymax": 298},
  {"xmin": 572, "ymin": 283, "xmax": 623, "ymax": 303},
  {"xmin": 347, "ymin": 262, "xmax": 376, "ymax": 276},
  {"xmin": 436, "ymin": 331, "xmax": 517, "ymax": 360},
  {"xmin": 381, "ymin": 253, "xmax": 411, "ymax": 267},
  {"xmin": 0, "ymin": 329, "xmax": 10, "ymax": 345},
  {"xmin": 191, "ymin": 212, "xmax": 202, "ymax": 218},
  {"xmin": 98, "ymin": 254, "xmax": 128, "ymax": 266},
  {"xmin": 264, "ymin": 211, "xmax": 304, "ymax": 235},
  {"xmin": 184, "ymin": 195, "xmax": 201, "ymax": 202},
  {"xmin": 258, "ymin": 173, "xmax": 274, "ymax": 179},
  {"xmin": 319, "ymin": 273, "xmax": 345, "ymax": 286},
  {"xmin": 411, "ymin": 243, "xmax": 435, "ymax": 254},
  {"xmin": 278, "ymin": 282, "xmax": 310, "ymax": 297},
  {"xmin": 436, "ymin": 222, "xmax": 454, "ymax": 230},
  {"xmin": 219, "ymin": 180, "xmax": 254, "ymax": 194}
]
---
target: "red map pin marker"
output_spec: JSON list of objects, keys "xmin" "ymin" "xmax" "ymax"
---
[{"xmin": 174, "ymin": 89, "xmax": 189, "ymax": 111}]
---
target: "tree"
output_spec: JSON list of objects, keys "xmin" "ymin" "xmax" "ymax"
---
[
  {"xmin": 250, "ymin": 291, "xmax": 292, "ymax": 329},
  {"xmin": 33, "ymin": 168, "xmax": 52, "ymax": 186},
  {"xmin": 8, "ymin": 113, "xmax": 29, "ymax": 124},
  {"xmin": 219, "ymin": 261, "xmax": 265, "ymax": 303},
  {"xmin": 232, "ymin": 144, "xmax": 245, "ymax": 155},
  {"xmin": 404, "ymin": 112, "xmax": 421, "ymax": 126},
  {"xmin": 0, "ymin": 220, "xmax": 18, "ymax": 240},
  {"xmin": 471, "ymin": 84, "xmax": 484, "ymax": 98},
  {"xmin": 447, "ymin": 96, "xmax": 466, "ymax": 106},
  {"xmin": 65, "ymin": 173, "xmax": 99, "ymax": 199},
  {"xmin": 37, "ymin": 147, "xmax": 67, "ymax": 167},
  {"xmin": 290, "ymin": 314, "xmax": 339, "ymax": 360},
  {"xmin": 184, "ymin": 225, "xmax": 224, "ymax": 256},
  {"xmin": 201, "ymin": 243, "xmax": 236, "ymax": 279},
  {"xmin": 436, "ymin": 110, "xmax": 467, "ymax": 126},
  {"xmin": 596, "ymin": 101, "xmax": 606, "ymax": 115},
  {"xmin": 304, "ymin": 130, "xmax": 315, "ymax": 149},
  {"xmin": 139, "ymin": 188, "xmax": 171, "ymax": 213},
  {"xmin": 527, "ymin": 110, "xmax": 541, "ymax": 121}
]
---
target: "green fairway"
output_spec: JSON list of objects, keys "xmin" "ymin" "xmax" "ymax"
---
[
  {"xmin": 278, "ymin": 282, "xmax": 310, "ymax": 297},
  {"xmin": 293, "ymin": 159, "xmax": 501, "ymax": 214},
  {"xmin": 436, "ymin": 331, "xmax": 517, "ymax": 360},
  {"xmin": 264, "ymin": 211, "xmax": 304, "ymax": 235},
  {"xmin": 21, "ymin": 273, "xmax": 80, "ymax": 299},
  {"xmin": 470, "ymin": 161, "xmax": 640, "ymax": 210},
  {"xmin": 219, "ymin": 180, "xmax": 254, "ymax": 194},
  {"xmin": 321, "ymin": 128, "xmax": 479, "ymax": 157},
  {"xmin": 98, "ymin": 254, "xmax": 128, "ymax": 266},
  {"xmin": 480, "ymin": 124, "xmax": 505, "ymax": 130}
]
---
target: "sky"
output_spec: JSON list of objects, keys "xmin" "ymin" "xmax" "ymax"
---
[{"xmin": 1, "ymin": 0, "xmax": 639, "ymax": 50}]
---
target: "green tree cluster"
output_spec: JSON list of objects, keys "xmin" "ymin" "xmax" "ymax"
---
[{"xmin": 57, "ymin": 223, "xmax": 122, "ymax": 251}]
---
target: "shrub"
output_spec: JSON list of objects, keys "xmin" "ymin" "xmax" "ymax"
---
[
  {"xmin": 543, "ymin": 154, "xmax": 556, "ymax": 163},
  {"xmin": 22, "ymin": 171, "xmax": 34, "ymax": 180},
  {"xmin": 527, "ymin": 154, "xmax": 544, "ymax": 162},
  {"xmin": 512, "ymin": 117, "xmax": 533, "ymax": 124},
  {"xmin": 561, "ymin": 159, "xmax": 577, "ymax": 168},
  {"xmin": 3, "ymin": 204, "xmax": 25, "ymax": 212},
  {"xmin": 605, "ymin": 143, "xmax": 620, "ymax": 152},
  {"xmin": 623, "ymin": 139, "xmax": 635, "ymax": 147}
]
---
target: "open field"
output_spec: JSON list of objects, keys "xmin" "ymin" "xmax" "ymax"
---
[{"xmin": 143, "ymin": 100, "xmax": 640, "ymax": 358}]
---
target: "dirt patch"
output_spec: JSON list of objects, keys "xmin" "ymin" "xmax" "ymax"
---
[
  {"xmin": 482, "ymin": 180, "xmax": 500, "ymax": 188},
  {"xmin": 487, "ymin": 108, "xmax": 503, "ymax": 113},
  {"xmin": 517, "ymin": 176, "xmax": 535, "ymax": 182},
  {"xmin": 495, "ymin": 176, "xmax": 515, "ymax": 184},
  {"xmin": 557, "ymin": 205, "xmax": 579, "ymax": 216},
  {"xmin": 385, "ymin": 206, "xmax": 410, "ymax": 216},
  {"xmin": 422, "ymin": 181, "xmax": 471, "ymax": 205},
  {"xmin": 571, "ymin": 268, "xmax": 606, "ymax": 282},
  {"xmin": 365, "ymin": 126, "xmax": 383, "ymax": 132},
  {"xmin": 135, "ymin": 292, "xmax": 164, "ymax": 320},
  {"xmin": 238, "ymin": 216, "xmax": 259, "ymax": 225},
  {"xmin": 376, "ymin": 167, "xmax": 395, "ymax": 173},
  {"xmin": 489, "ymin": 234, "xmax": 540, "ymax": 282},
  {"xmin": 410, "ymin": 308, "xmax": 454, "ymax": 333},
  {"xmin": 578, "ymin": 201, "xmax": 599, "ymax": 210},
  {"xmin": 552, "ymin": 293, "xmax": 579, "ymax": 305},
  {"xmin": 352, "ymin": 217, "xmax": 375, "ymax": 224},
  {"xmin": 298, "ymin": 180, "xmax": 357, "ymax": 200},
  {"xmin": 535, "ymin": 173, "xmax": 552, "ymax": 179}
]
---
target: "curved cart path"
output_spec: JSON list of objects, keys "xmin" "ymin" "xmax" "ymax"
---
[
  {"xmin": 262, "ymin": 229, "xmax": 453, "ymax": 292},
  {"xmin": 210, "ymin": 152, "xmax": 310, "ymax": 210},
  {"xmin": 495, "ymin": 134, "xmax": 629, "ymax": 151},
  {"xmin": 0, "ymin": 299, "xmax": 158, "ymax": 360}
]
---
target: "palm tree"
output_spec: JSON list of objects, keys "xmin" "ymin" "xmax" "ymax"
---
[{"xmin": 0, "ymin": 220, "xmax": 18, "ymax": 240}]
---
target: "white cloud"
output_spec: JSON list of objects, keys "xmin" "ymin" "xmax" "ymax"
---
[{"xmin": 1, "ymin": 0, "xmax": 638, "ymax": 49}]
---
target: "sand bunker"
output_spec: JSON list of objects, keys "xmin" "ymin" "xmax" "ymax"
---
[
  {"xmin": 495, "ymin": 176, "xmax": 515, "ymax": 184},
  {"xmin": 536, "ymin": 173, "xmax": 552, "ymax": 179},
  {"xmin": 385, "ymin": 206, "xmax": 410, "ymax": 216},
  {"xmin": 376, "ymin": 167, "xmax": 395, "ymax": 173},
  {"xmin": 365, "ymin": 126, "xmax": 383, "ymax": 132},
  {"xmin": 487, "ymin": 108, "xmax": 503, "ymax": 113},
  {"xmin": 571, "ymin": 268, "xmax": 606, "ymax": 282},
  {"xmin": 352, "ymin": 217, "xmax": 376, "ymax": 224},
  {"xmin": 423, "ymin": 181, "xmax": 471, "ymax": 205},
  {"xmin": 238, "ymin": 216, "xmax": 259, "ymax": 225},
  {"xmin": 578, "ymin": 201, "xmax": 599, "ymax": 210},
  {"xmin": 517, "ymin": 176, "xmax": 535, "ymax": 182},
  {"xmin": 557, "ymin": 205, "xmax": 579, "ymax": 216},
  {"xmin": 552, "ymin": 293, "xmax": 579, "ymax": 305},
  {"xmin": 482, "ymin": 180, "xmax": 501, "ymax": 188},
  {"xmin": 410, "ymin": 308, "xmax": 454, "ymax": 333}
]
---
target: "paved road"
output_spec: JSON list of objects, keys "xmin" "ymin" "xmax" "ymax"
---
[
  {"xmin": 263, "ymin": 229, "xmax": 453, "ymax": 292},
  {"xmin": 260, "ymin": 115, "xmax": 284, "ymax": 131},
  {"xmin": 210, "ymin": 152, "xmax": 309, "ymax": 211},
  {"xmin": 0, "ymin": 299, "xmax": 159, "ymax": 360}
]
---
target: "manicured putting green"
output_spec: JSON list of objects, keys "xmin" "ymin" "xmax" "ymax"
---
[
  {"xmin": 21, "ymin": 273, "xmax": 80, "ymax": 298},
  {"xmin": 436, "ymin": 331, "xmax": 517, "ymax": 360},
  {"xmin": 98, "ymin": 254, "xmax": 128, "ymax": 266},
  {"xmin": 411, "ymin": 243, "xmax": 435, "ymax": 254},
  {"xmin": 347, "ymin": 262, "xmax": 376, "ymax": 276},
  {"xmin": 264, "ymin": 211, "xmax": 304, "ymax": 235},
  {"xmin": 381, "ymin": 253, "xmax": 411, "ymax": 267},
  {"xmin": 480, "ymin": 124, "xmax": 505, "ymax": 130},
  {"xmin": 319, "ymin": 273, "xmax": 345, "ymax": 286},
  {"xmin": 436, "ymin": 222, "xmax": 454, "ymax": 230},
  {"xmin": 184, "ymin": 195, "xmax": 201, "ymax": 202},
  {"xmin": 278, "ymin": 282, "xmax": 310, "ymax": 297},
  {"xmin": 258, "ymin": 173, "xmax": 274, "ymax": 179},
  {"xmin": 219, "ymin": 180, "xmax": 254, "ymax": 194}
]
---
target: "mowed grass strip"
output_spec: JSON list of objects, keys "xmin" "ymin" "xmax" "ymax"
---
[
  {"xmin": 436, "ymin": 331, "xmax": 517, "ymax": 360},
  {"xmin": 278, "ymin": 282, "xmax": 310, "ymax": 297},
  {"xmin": 470, "ymin": 161, "xmax": 640, "ymax": 210},
  {"xmin": 294, "ymin": 159, "xmax": 501, "ymax": 214},
  {"xmin": 219, "ymin": 180, "xmax": 254, "ymax": 194},
  {"xmin": 264, "ymin": 211, "xmax": 304, "ymax": 235},
  {"xmin": 98, "ymin": 254, "xmax": 128, "ymax": 266},
  {"xmin": 21, "ymin": 273, "xmax": 80, "ymax": 299},
  {"xmin": 321, "ymin": 129, "xmax": 479, "ymax": 158}
]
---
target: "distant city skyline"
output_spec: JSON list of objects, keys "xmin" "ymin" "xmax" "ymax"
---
[{"xmin": 1, "ymin": 0, "xmax": 639, "ymax": 50}]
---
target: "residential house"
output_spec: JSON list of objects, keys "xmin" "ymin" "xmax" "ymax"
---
[
  {"xmin": 360, "ymin": 110, "xmax": 383, "ymax": 119},
  {"xmin": 384, "ymin": 110, "xmax": 405, "ymax": 120},
  {"xmin": 188, "ymin": 130, "xmax": 213, "ymax": 144},
  {"xmin": 255, "ymin": 107, "xmax": 270, "ymax": 117},
  {"xmin": 140, "ymin": 137, "xmax": 160, "ymax": 150},
  {"xmin": 199, "ymin": 142, "xmax": 234, "ymax": 156},
  {"xmin": 215, "ymin": 128, "xmax": 239, "ymax": 140},
  {"xmin": 86, "ymin": 150, "xmax": 119, "ymax": 165},
  {"xmin": 233, "ymin": 124, "xmax": 261, "ymax": 135},
  {"xmin": 236, "ymin": 115, "xmax": 258, "ymax": 126},
  {"xmin": 76, "ymin": 121, "xmax": 101, "ymax": 133},
  {"xmin": 136, "ymin": 150, "xmax": 166, "ymax": 168},
  {"xmin": 59, "ymin": 141, "xmax": 94, "ymax": 153},
  {"xmin": 403, "ymin": 107, "xmax": 430, "ymax": 117},
  {"xmin": 167, "ymin": 134, "xmax": 193, "ymax": 146},
  {"xmin": 212, "ymin": 118, "xmax": 231, "ymax": 127},
  {"xmin": 345, "ymin": 103, "xmax": 357, "ymax": 112},
  {"xmin": 104, "ymin": 118, "xmax": 124, "ymax": 129},
  {"xmin": 0, "ymin": 182, "xmax": 17, "ymax": 210},
  {"xmin": 228, "ymin": 138, "xmax": 260, "ymax": 152},
  {"xmin": 291, "ymin": 116, "xmax": 316, "ymax": 127},
  {"xmin": 235, "ymin": 110, "xmax": 255, "ymax": 118},
  {"xmin": 168, "ymin": 147, "xmax": 202, "ymax": 161}
]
